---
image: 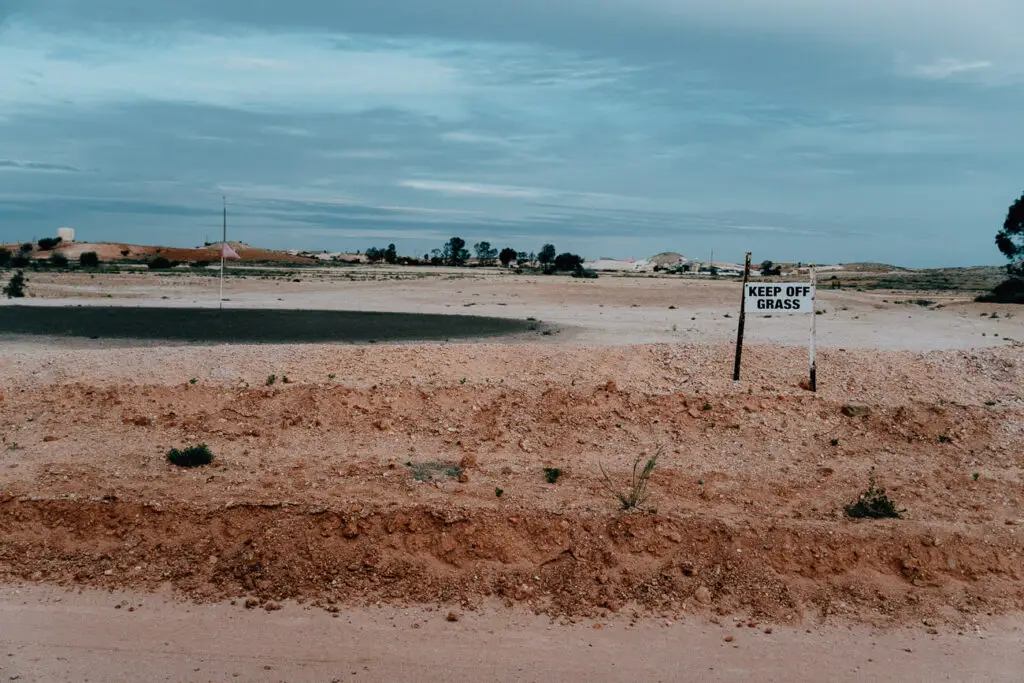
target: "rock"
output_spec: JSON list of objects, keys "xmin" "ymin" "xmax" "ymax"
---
[
  {"xmin": 457, "ymin": 472, "xmax": 469, "ymax": 483},
  {"xmin": 687, "ymin": 408, "xmax": 701, "ymax": 419},
  {"xmin": 459, "ymin": 453, "xmax": 478, "ymax": 469},
  {"xmin": 264, "ymin": 602, "xmax": 282, "ymax": 612},
  {"xmin": 244, "ymin": 597, "xmax": 260, "ymax": 609},
  {"xmin": 694, "ymin": 586, "xmax": 712, "ymax": 604},
  {"xmin": 446, "ymin": 611, "xmax": 460, "ymax": 622},
  {"xmin": 43, "ymin": 436, "xmax": 59, "ymax": 442},
  {"xmin": 724, "ymin": 635, "xmax": 734, "ymax": 642},
  {"xmin": 841, "ymin": 403, "xmax": 871, "ymax": 418},
  {"xmin": 341, "ymin": 523, "xmax": 360, "ymax": 539}
]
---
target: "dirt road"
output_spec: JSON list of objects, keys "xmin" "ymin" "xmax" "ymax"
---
[{"xmin": 2, "ymin": 585, "xmax": 1021, "ymax": 683}]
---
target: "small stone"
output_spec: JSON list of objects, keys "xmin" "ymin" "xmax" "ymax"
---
[
  {"xmin": 763, "ymin": 627, "xmax": 773, "ymax": 634},
  {"xmin": 244, "ymin": 598, "xmax": 260, "ymax": 609},
  {"xmin": 459, "ymin": 453, "xmax": 478, "ymax": 469},
  {"xmin": 724, "ymin": 635, "xmax": 734, "ymax": 642},
  {"xmin": 457, "ymin": 472, "xmax": 469, "ymax": 483},
  {"xmin": 841, "ymin": 403, "xmax": 871, "ymax": 418},
  {"xmin": 446, "ymin": 611, "xmax": 460, "ymax": 622},
  {"xmin": 264, "ymin": 602, "xmax": 282, "ymax": 612},
  {"xmin": 694, "ymin": 586, "xmax": 712, "ymax": 604},
  {"xmin": 43, "ymin": 436, "xmax": 58, "ymax": 442}
]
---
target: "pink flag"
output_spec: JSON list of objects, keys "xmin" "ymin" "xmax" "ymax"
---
[{"xmin": 220, "ymin": 242, "xmax": 240, "ymax": 260}]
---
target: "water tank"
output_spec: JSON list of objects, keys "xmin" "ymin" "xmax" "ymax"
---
[{"xmin": 57, "ymin": 227, "xmax": 75, "ymax": 243}]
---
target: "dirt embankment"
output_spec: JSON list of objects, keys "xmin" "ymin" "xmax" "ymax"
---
[{"xmin": 1, "ymin": 343, "xmax": 1022, "ymax": 626}]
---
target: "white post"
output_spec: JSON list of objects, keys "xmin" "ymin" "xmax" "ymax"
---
[{"xmin": 809, "ymin": 264, "xmax": 817, "ymax": 391}]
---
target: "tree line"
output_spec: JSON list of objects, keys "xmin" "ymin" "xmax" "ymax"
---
[{"xmin": 360, "ymin": 237, "xmax": 587, "ymax": 273}]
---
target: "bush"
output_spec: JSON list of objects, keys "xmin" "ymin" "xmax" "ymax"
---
[
  {"xmin": 148, "ymin": 256, "xmax": 175, "ymax": 270},
  {"xmin": 3, "ymin": 270, "xmax": 27, "ymax": 298},
  {"xmin": 191, "ymin": 260, "xmax": 211, "ymax": 268},
  {"xmin": 0, "ymin": 248, "xmax": 10, "ymax": 267},
  {"xmin": 11, "ymin": 254, "xmax": 29, "ymax": 268},
  {"xmin": 543, "ymin": 467, "xmax": 563, "ymax": 484},
  {"xmin": 554, "ymin": 252, "xmax": 583, "ymax": 271},
  {"xmin": 571, "ymin": 264, "xmax": 598, "ymax": 279},
  {"xmin": 845, "ymin": 473, "xmax": 904, "ymax": 519},
  {"xmin": 38, "ymin": 237, "xmax": 62, "ymax": 251},
  {"xmin": 20, "ymin": 243, "xmax": 33, "ymax": 254},
  {"xmin": 49, "ymin": 253, "xmax": 69, "ymax": 268},
  {"xmin": 976, "ymin": 278, "xmax": 1024, "ymax": 304},
  {"xmin": 167, "ymin": 444, "xmax": 214, "ymax": 467},
  {"xmin": 600, "ymin": 450, "xmax": 661, "ymax": 511},
  {"xmin": 79, "ymin": 251, "xmax": 100, "ymax": 268}
]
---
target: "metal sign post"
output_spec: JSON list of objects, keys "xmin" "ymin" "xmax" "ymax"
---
[
  {"xmin": 732, "ymin": 252, "xmax": 751, "ymax": 381},
  {"xmin": 219, "ymin": 196, "xmax": 226, "ymax": 311},
  {"xmin": 809, "ymin": 265, "xmax": 817, "ymax": 391}
]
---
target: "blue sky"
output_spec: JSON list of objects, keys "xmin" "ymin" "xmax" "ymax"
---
[{"xmin": 2, "ymin": 1, "xmax": 1022, "ymax": 266}]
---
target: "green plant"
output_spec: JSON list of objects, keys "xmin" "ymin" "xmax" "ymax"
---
[
  {"xmin": 938, "ymin": 435, "xmax": 952, "ymax": 444},
  {"xmin": 0, "ymin": 248, "xmax": 11, "ymax": 267},
  {"xmin": 167, "ymin": 444, "xmax": 214, "ymax": 467},
  {"xmin": 79, "ymin": 251, "xmax": 100, "ymax": 268},
  {"xmin": 844, "ymin": 473, "xmax": 904, "ymax": 519},
  {"xmin": 189, "ymin": 378, "xmax": 198, "ymax": 385},
  {"xmin": 830, "ymin": 439, "xmax": 840, "ymax": 447},
  {"xmin": 460, "ymin": 377, "xmax": 467, "ymax": 385},
  {"xmin": 265, "ymin": 374, "xmax": 277, "ymax": 386},
  {"xmin": 282, "ymin": 375, "xmax": 291, "ymax": 384},
  {"xmin": 148, "ymin": 256, "xmax": 175, "ymax": 270},
  {"xmin": 3, "ymin": 270, "xmax": 27, "ymax": 298},
  {"xmin": 37, "ymin": 236, "xmax": 62, "ymax": 251},
  {"xmin": 972, "ymin": 472, "xmax": 980, "ymax": 481},
  {"xmin": 328, "ymin": 374, "xmax": 336, "ymax": 381},
  {"xmin": 543, "ymin": 467, "xmax": 563, "ymax": 484},
  {"xmin": 49, "ymin": 252, "xmax": 69, "ymax": 268},
  {"xmin": 599, "ymin": 449, "xmax": 661, "ymax": 511},
  {"xmin": 701, "ymin": 402, "xmax": 712, "ymax": 411},
  {"xmin": 495, "ymin": 487, "xmax": 504, "ymax": 497}
]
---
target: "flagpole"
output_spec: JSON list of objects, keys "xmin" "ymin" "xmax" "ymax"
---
[{"xmin": 220, "ymin": 196, "xmax": 226, "ymax": 310}]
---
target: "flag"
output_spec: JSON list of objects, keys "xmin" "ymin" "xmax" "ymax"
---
[{"xmin": 220, "ymin": 242, "xmax": 240, "ymax": 260}]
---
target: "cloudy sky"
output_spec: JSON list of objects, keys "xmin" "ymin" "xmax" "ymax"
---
[{"xmin": 2, "ymin": 1, "xmax": 1022, "ymax": 265}]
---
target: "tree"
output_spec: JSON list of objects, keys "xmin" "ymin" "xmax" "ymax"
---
[
  {"xmin": 38, "ymin": 236, "xmax": 62, "ymax": 251},
  {"xmin": 473, "ymin": 241, "xmax": 498, "ymax": 265},
  {"xmin": 3, "ymin": 270, "xmax": 26, "ymax": 298},
  {"xmin": 538, "ymin": 244, "xmax": 556, "ymax": 266},
  {"xmin": 760, "ymin": 260, "xmax": 781, "ymax": 276},
  {"xmin": 0, "ymin": 248, "xmax": 10, "ymax": 267},
  {"xmin": 384, "ymin": 243, "xmax": 398, "ymax": 264},
  {"xmin": 11, "ymin": 254, "xmax": 29, "ymax": 268},
  {"xmin": 517, "ymin": 251, "xmax": 529, "ymax": 265},
  {"xmin": 148, "ymin": 256, "xmax": 175, "ymax": 269},
  {"xmin": 365, "ymin": 247, "xmax": 385, "ymax": 263},
  {"xmin": 499, "ymin": 247, "xmax": 518, "ymax": 267},
  {"xmin": 49, "ymin": 252, "xmax": 69, "ymax": 268},
  {"xmin": 997, "ymin": 192, "xmax": 1024, "ymax": 272},
  {"xmin": 554, "ymin": 252, "xmax": 583, "ymax": 271},
  {"xmin": 443, "ymin": 237, "xmax": 469, "ymax": 266},
  {"xmin": 20, "ymin": 243, "xmax": 32, "ymax": 254},
  {"xmin": 80, "ymin": 251, "xmax": 100, "ymax": 268}
]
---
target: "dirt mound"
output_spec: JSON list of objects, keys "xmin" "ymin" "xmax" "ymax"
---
[{"xmin": 27, "ymin": 241, "xmax": 316, "ymax": 265}]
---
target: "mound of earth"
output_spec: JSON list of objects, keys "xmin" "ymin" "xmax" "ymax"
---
[
  {"xmin": 1, "ymin": 342, "xmax": 1022, "ymax": 627},
  {"xmin": 11, "ymin": 241, "xmax": 316, "ymax": 265}
]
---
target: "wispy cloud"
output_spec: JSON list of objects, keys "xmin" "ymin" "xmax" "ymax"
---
[
  {"xmin": 0, "ymin": 159, "xmax": 83, "ymax": 172},
  {"xmin": 400, "ymin": 179, "xmax": 552, "ymax": 199},
  {"xmin": 903, "ymin": 57, "xmax": 994, "ymax": 80}
]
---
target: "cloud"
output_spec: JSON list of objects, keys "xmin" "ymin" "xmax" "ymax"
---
[
  {"xmin": 400, "ymin": 179, "xmax": 551, "ymax": 199},
  {"xmin": 0, "ymin": 159, "xmax": 83, "ymax": 172},
  {"xmin": 902, "ymin": 57, "xmax": 994, "ymax": 80}
]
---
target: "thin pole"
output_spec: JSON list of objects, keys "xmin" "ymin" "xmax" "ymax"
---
[
  {"xmin": 219, "ymin": 196, "xmax": 226, "ymax": 310},
  {"xmin": 732, "ymin": 252, "xmax": 751, "ymax": 381},
  {"xmin": 809, "ymin": 264, "xmax": 817, "ymax": 391}
]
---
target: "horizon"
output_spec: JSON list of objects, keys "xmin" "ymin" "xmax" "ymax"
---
[{"xmin": 2, "ymin": 1, "xmax": 1023, "ymax": 268}]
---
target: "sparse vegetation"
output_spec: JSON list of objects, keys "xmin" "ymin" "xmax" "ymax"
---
[
  {"xmin": 37, "ymin": 236, "xmax": 62, "ymax": 251},
  {"xmin": 407, "ymin": 461, "xmax": 463, "ymax": 482},
  {"xmin": 599, "ymin": 449, "xmax": 661, "ymax": 511},
  {"xmin": 972, "ymin": 472, "xmax": 980, "ymax": 481},
  {"xmin": 543, "ymin": 467, "xmax": 563, "ymax": 484},
  {"xmin": 79, "ymin": 251, "xmax": 100, "ymax": 268},
  {"xmin": 148, "ymin": 256, "xmax": 176, "ymax": 270},
  {"xmin": 831, "ymin": 438, "xmax": 840, "ymax": 446},
  {"xmin": 49, "ymin": 252, "xmax": 69, "ymax": 268},
  {"xmin": 844, "ymin": 473, "xmax": 904, "ymax": 519},
  {"xmin": 189, "ymin": 378, "xmax": 198, "ymax": 385},
  {"xmin": 167, "ymin": 444, "xmax": 214, "ymax": 467},
  {"xmin": 3, "ymin": 270, "xmax": 27, "ymax": 298},
  {"xmin": 938, "ymin": 435, "xmax": 952, "ymax": 443},
  {"xmin": 495, "ymin": 487, "xmax": 504, "ymax": 497},
  {"xmin": 265, "ymin": 374, "xmax": 277, "ymax": 386},
  {"xmin": 0, "ymin": 248, "xmax": 10, "ymax": 267}
]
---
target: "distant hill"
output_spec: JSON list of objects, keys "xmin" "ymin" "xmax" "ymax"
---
[{"xmin": 2, "ymin": 241, "xmax": 316, "ymax": 265}]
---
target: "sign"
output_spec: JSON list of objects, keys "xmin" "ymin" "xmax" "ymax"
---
[{"xmin": 744, "ymin": 283, "xmax": 814, "ymax": 314}]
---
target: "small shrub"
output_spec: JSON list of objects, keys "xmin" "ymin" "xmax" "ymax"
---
[
  {"xmin": 972, "ymin": 472, "xmax": 980, "ymax": 481},
  {"xmin": 148, "ymin": 256, "xmax": 175, "ymax": 270},
  {"xmin": 600, "ymin": 449, "xmax": 661, "ymax": 511},
  {"xmin": 49, "ymin": 253, "xmax": 69, "ymax": 268},
  {"xmin": 37, "ymin": 236, "xmax": 62, "ymax": 251},
  {"xmin": 167, "ymin": 444, "xmax": 214, "ymax": 467},
  {"xmin": 19, "ymin": 243, "xmax": 32, "ymax": 254},
  {"xmin": 328, "ymin": 374, "xmax": 336, "ymax": 381},
  {"xmin": 3, "ymin": 270, "xmax": 27, "ymax": 298},
  {"xmin": 701, "ymin": 402, "xmax": 712, "ymax": 411},
  {"xmin": 543, "ymin": 467, "xmax": 563, "ymax": 484},
  {"xmin": 189, "ymin": 378, "xmax": 198, "ymax": 385},
  {"xmin": 844, "ymin": 473, "xmax": 903, "ymax": 519},
  {"xmin": 830, "ymin": 438, "xmax": 840, "ymax": 447},
  {"xmin": 265, "ymin": 374, "xmax": 277, "ymax": 386},
  {"xmin": 0, "ymin": 248, "xmax": 10, "ymax": 267},
  {"xmin": 495, "ymin": 487, "xmax": 504, "ymax": 497},
  {"xmin": 11, "ymin": 255, "xmax": 29, "ymax": 268},
  {"xmin": 120, "ymin": 249, "xmax": 131, "ymax": 257},
  {"xmin": 407, "ymin": 461, "xmax": 463, "ymax": 481},
  {"xmin": 938, "ymin": 435, "xmax": 952, "ymax": 444},
  {"xmin": 79, "ymin": 251, "xmax": 100, "ymax": 268}
]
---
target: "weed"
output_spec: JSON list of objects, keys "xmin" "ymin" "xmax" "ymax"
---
[
  {"xmin": 830, "ymin": 438, "xmax": 840, "ymax": 446},
  {"xmin": 972, "ymin": 472, "xmax": 980, "ymax": 481},
  {"xmin": 701, "ymin": 402, "xmax": 712, "ymax": 411},
  {"xmin": 167, "ymin": 444, "xmax": 214, "ymax": 468},
  {"xmin": 697, "ymin": 479, "xmax": 704, "ymax": 486},
  {"xmin": 189, "ymin": 378, "xmax": 198, "ymax": 385},
  {"xmin": 599, "ymin": 449, "xmax": 661, "ymax": 511},
  {"xmin": 460, "ymin": 377, "xmax": 467, "ymax": 385},
  {"xmin": 282, "ymin": 375, "xmax": 291, "ymax": 384},
  {"xmin": 938, "ymin": 435, "xmax": 952, "ymax": 444},
  {"xmin": 984, "ymin": 400, "xmax": 997, "ymax": 406},
  {"xmin": 328, "ymin": 374, "xmax": 336, "ymax": 381},
  {"xmin": 408, "ymin": 461, "xmax": 463, "ymax": 482},
  {"xmin": 265, "ymin": 374, "xmax": 277, "ymax": 386},
  {"xmin": 495, "ymin": 487, "xmax": 504, "ymax": 497},
  {"xmin": 844, "ymin": 473, "xmax": 903, "ymax": 519},
  {"xmin": 543, "ymin": 467, "xmax": 563, "ymax": 484}
]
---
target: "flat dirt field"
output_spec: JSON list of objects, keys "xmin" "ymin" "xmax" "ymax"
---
[{"xmin": 1, "ymin": 266, "xmax": 1023, "ymax": 681}]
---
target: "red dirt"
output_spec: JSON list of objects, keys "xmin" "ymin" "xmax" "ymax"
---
[
  {"xmin": 1, "ymin": 343, "xmax": 1022, "ymax": 627},
  {"xmin": 4, "ymin": 241, "xmax": 316, "ymax": 264}
]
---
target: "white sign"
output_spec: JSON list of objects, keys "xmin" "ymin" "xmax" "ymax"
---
[{"xmin": 744, "ymin": 283, "xmax": 815, "ymax": 314}]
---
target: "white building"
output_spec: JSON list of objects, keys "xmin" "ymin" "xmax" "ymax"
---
[{"xmin": 57, "ymin": 227, "xmax": 75, "ymax": 242}]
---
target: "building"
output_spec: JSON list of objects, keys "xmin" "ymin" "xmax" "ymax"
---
[{"xmin": 57, "ymin": 227, "xmax": 75, "ymax": 243}]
